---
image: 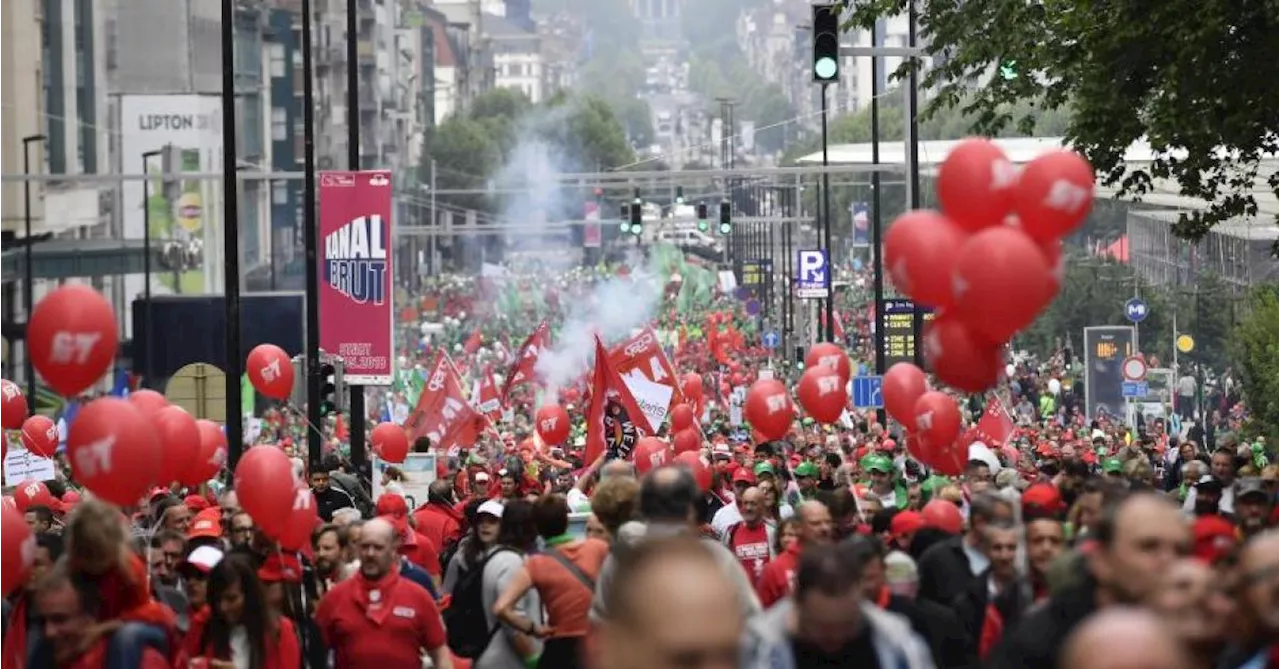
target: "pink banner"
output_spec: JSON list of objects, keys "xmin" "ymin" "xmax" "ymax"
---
[{"xmin": 318, "ymin": 170, "xmax": 394, "ymax": 385}]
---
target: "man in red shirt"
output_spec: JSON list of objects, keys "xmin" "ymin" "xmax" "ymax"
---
[
  {"xmin": 375, "ymin": 493, "xmax": 442, "ymax": 582},
  {"xmin": 412, "ymin": 480, "xmax": 464, "ymax": 555},
  {"xmin": 724, "ymin": 487, "xmax": 775, "ymax": 587},
  {"xmin": 756, "ymin": 500, "xmax": 833, "ymax": 608},
  {"xmin": 33, "ymin": 565, "xmax": 170, "ymax": 669},
  {"xmin": 316, "ymin": 517, "xmax": 453, "ymax": 669}
]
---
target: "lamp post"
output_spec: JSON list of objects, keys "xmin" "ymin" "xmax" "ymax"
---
[
  {"xmin": 22, "ymin": 134, "xmax": 46, "ymax": 413},
  {"xmin": 140, "ymin": 149, "xmax": 162, "ymax": 388}
]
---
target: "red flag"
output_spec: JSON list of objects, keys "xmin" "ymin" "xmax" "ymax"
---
[
  {"xmin": 474, "ymin": 364, "xmax": 502, "ymax": 422},
  {"xmin": 975, "ymin": 397, "xmax": 1015, "ymax": 447},
  {"xmin": 820, "ymin": 309, "xmax": 846, "ymax": 341},
  {"xmin": 608, "ymin": 327, "xmax": 684, "ymax": 406},
  {"xmin": 463, "ymin": 328, "xmax": 483, "ymax": 354},
  {"xmin": 585, "ymin": 336, "xmax": 656, "ymax": 465},
  {"xmin": 404, "ymin": 351, "xmax": 484, "ymax": 452},
  {"xmin": 501, "ymin": 321, "xmax": 549, "ymax": 401}
]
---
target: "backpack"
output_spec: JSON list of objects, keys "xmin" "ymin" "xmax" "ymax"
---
[
  {"xmin": 443, "ymin": 548, "xmax": 515, "ymax": 659},
  {"xmin": 438, "ymin": 535, "xmax": 462, "ymax": 576}
]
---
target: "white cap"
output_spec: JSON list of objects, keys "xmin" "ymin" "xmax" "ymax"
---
[
  {"xmin": 474, "ymin": 471, "xmax": 491, "ymax": 483},
  {"xmin": 183, "ymin": 545, "xmax": 225, "ymax": 574},
  {"xmin": 477, "ymin": 499, "xmax": 504, "ymax": 519}
]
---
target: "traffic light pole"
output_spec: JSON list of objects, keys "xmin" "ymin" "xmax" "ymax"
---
[
  {"xmin": 820, "ymin": 83, "xmax": 834, "ymax": 343},
  {"xmin": 302, "ymin": 0, "xmax": 323, "ymax": 469},
  {"xmin": 907, "ymin": 0, "xmax": 925, "ymax": 369},
  {"xmin": 870, "ymin": 40, "xmax": 888, "ymax": 426},
  {"xmin": 345, "ymin": 0, "xmax": 368, "ymax": 481},
  {"xmin": 220, "ymin": 0, "xmax": 244, "ymax": 471}
]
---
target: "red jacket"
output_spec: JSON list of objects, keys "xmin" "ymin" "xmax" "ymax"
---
[
  {"xmin": 183, "ymin": 606, "xmax": 301, "ymax": 669},
  {"xmin": 755, "ymin": 543, "xmax": 801, "ymax": 609},
  {"xmin": 60, "ymin": 639, "xmax": 170, "ymax": 669},
  {"xmin": 412, "ymin": 502, "xmax": 463, "ymax": 554}
]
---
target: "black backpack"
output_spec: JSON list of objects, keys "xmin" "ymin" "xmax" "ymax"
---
[{"xmin": 443, "ymin": 548, "xmax": 515, "ymax": 659}]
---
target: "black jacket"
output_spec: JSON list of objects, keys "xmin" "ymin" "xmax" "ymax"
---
[
  {"xmin": 953, "ymin": 570, "xmax": 1037, "ymax": 659},
  {"xmin": 313, "ymin": 485, "xmax": 357, "ymax": 522},
  {"xmin": 917, "ymin": 536, "xmax": 980, "ymax": 607},
  {"xmin": 886, "ymin": 594, "xmax": 977, "ymax": 669},
  {"xmin": 984, "ymin": 577, "xmax": 1098, "ymax": 669}
]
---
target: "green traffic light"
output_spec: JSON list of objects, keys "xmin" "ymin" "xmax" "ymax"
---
[
  {"xmin": 631, "ymin": 223, "xmax": 643, "ymax": 235},
  {"xmin": 814, "ymin": 57, "xmax": 838, "ymax": 80},
  {"xmin": 619, "ymin": 221, "xmax": 629, "ymax": 232},
  {"xmin": 697, "ymin": 220, "xmax": 708, "ymax": 232},
  {"xmin": 719, "ymin": 222, "xmax": 732, "ymax": 235},
  {"xmin": 999, "ymin": 61, "xmax": 1018, "ymax": 80}
]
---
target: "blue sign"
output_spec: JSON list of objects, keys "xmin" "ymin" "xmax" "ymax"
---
[
  {"xmin": 794, "ymin": 250, "xmax": 829, "ymax": 298},
  {"xmin": 762, "ymin": 331, "xmax": 781, "ymax": 349},
  {"xmin": 852, "ymin": 376, "xmax": 884, "ymax": 409},
  {"xmin": 1122, "ymin": 381, "xmax": 1148, "ymax": 398},
  {"xmin": 1124, "ymin": 298, "xmax": 1149, "ymax": 324}
]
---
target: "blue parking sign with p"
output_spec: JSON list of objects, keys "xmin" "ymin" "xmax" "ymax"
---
[{"xmin": 795, "ymin": 250, "xmax": 828, "ymax": 298}]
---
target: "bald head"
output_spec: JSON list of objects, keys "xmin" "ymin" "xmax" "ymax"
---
[
  {"xmin": 1061, "ymin": 608, "xmax": 1189, "ymax": 669},
  {"xmin": 358, "ymin": 517, "xmax": 399, "ymax": 580},
  {"xmin": 796, "ymin": 500, "xmax": 833, "ymax": 546},
  {"xmin": 602, "ymin": 460, "xmax": 636, "ymax": 480},
  {"xmin": 362, "ymin": 517, "xmax": 396, "ymax": 545}
]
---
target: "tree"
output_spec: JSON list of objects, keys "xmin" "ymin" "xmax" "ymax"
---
[
  {"xmin": 1229, "ymin": 286, "xmax": 1279, "ymax": 440},
  {"xmin": 421, "ymin": 117, "xmax": 501, "ymax": 212},
  {"xmin": 842, "ymin": 0, "xmax": 1279, "ymax": 240}
]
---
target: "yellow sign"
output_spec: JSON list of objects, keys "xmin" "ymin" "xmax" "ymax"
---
[{"xmin": 1176, "ymin": 334, "xmax": 1195, "ymax": 353}]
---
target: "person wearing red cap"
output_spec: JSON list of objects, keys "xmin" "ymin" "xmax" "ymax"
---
[
  {"xmin": 317, "ymin": 518, "xmax": 453, "ymax": 668},
  {"xmin": 376, "ymin": 493, "xmax": 442, "ymax": 583},
  {"xmin": 1191, "ymin": 514, "xmax": 1238, "ymax": 566},
  {"xmin": 710, "ymin": 468, "xmax": 757, "ymax": 538},
  {"xmin": 888, "ymin": 510, "xmax": 926, "ymax": 551}
]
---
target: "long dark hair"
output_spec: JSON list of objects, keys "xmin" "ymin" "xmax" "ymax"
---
[
  {"xmin": 461, "ymin": 497, "xmax": 491, "ymax": 566},
  {"xmin": 496, "ymin": 500, "xmax": 538, "ymax": 553},
  {"xmin": 203, "ymin": 553, "xmax": 276, "ymax": 669}
]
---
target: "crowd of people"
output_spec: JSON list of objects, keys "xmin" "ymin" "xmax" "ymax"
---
[{"xmin": 3, "ymin": 256, "xmax": 1277, "ymax": 669}]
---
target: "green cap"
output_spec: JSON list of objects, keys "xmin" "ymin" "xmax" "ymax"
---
[
  {"xmin": 794, "ymin": 461, "xmax": 819, "ymax": 478},
  {"xmin": 861, "ymin": 453, "xmax": 894, "ymax": 474},
  {"xmin": 1102, "ymin": 457, "xmax": 1124, "ymax": 474},
  {"xmin": 753, "ymin": 461, "xmax": 776, "ymax": 477}
]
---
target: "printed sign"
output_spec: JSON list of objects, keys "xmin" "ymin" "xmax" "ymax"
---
[
  {"xmin": 794, "ymin": 250, "xmax": 828, "ymax": 298},
  {"xmin": 4, "ymin": 450, "xmax": 58, "ymax": 487},
  {"xmin": 318, "ymin": 171, "xmax": 394, "ymax": 385},
  {"xmin": 371, "ymin": 452, "xmax": 438, "ymax": 510}
]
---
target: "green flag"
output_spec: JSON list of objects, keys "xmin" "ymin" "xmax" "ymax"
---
[{"xmin": 241, "ymin": 373, "xmax": 256, "ymax": 417}]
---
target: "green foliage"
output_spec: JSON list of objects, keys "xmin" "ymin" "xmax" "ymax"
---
[
  {"xmin": 1229, "ymin": 286, "xmax": 1279, "ymax": 440},
  {"xmin": 421, "ymin": 116, "xmax": 500, "ymax": 212},
  {"xmin": 841, "ymin": 0, "xmax": 1280, "ymax": 240},
  {"xmin": 687, "ymin": 49, "xmax": 799, "ymax": 154}
]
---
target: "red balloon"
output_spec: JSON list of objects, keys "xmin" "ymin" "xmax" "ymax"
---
[
  {"xmin": 372, "ymin": 422, "xmax": 409, "ymax": 463},
  {"xmin": 27, "ymin": 285, "xmax": 118, "ymax": 397},
  {"xmin": 68, "ymin": 398, "xmax": 162, "ymax": 507},
  {"xmin": 1, "ymin": 379, "xmax": 28, "ymax": 429},
  {"xmin": 20, "ymin": 415, "xmax": 58, "ymax": 458},
  {"xmin": 234, "ymin": 445, "xmax": 298, "ymax": 537},
  {"xmin": 883, "ymin": 363, "xmax": 929, "ymax": 426},
  {"xmin": 12, "ymin": 480, "xmax": 53, "ymax": 513},
  {"xmin": 1040, "ymin": 239, "xmax": 1065, "ymax": 303},
  {"xmin": 275, "ymin": 483, "xmax": 320, "ymax": 551},
  {"xmin": 185, "ymin": 419, "xmax": 228, "ymax": 485},
  {"xmin": 796, "ymin": 365, "xmax": 847, "ymax": 424},
  {"xmin": 245, "ymin": 344, "xmax": 294, "ymax": 401},
  {"xmin": 633, "ymin": 437, "xmax": 670, "ymax": 474},
  {"xmin": 922, "ymin": 315, "xmax": 1003, "ymax": 393},
  {"xmin": 128, "ymin": 389, "xmax": 169, "ymax": 420},
  {"xmin": 673, "ymin": 428, "xmax": 701, "ymax": 455},
  {"xmin": 921, "ymin": 499, "xmax": 964, "ymax": 534},
  {"xmin": 744, "ymin": 379, "xmax": 793, "ymax": 441},
  {"xmin": 153, "ymin": 406, "xmax": 201, "ymax": 486},
  {"xmin": 905, "ymin": 433, "xmax": 929, "ymax": 462},
  {"xmin": 937, "ymin": 138, "xmax": 1018, "ymax": 232},
  {"xmin": 1013, "ymin": 149, "xmax": 1095, "ymax": 242},
  {"xmin": 924, "ymin": 438, "xmax": 968, "ymax": 476},
  {"xmin": 680, "ymin": 373, "xmax": 704, "ymax": 402},
  {"xmin": 913, "ymin": 391, "xmax": 962, "ymax": 454},
  {"xmin": 884, "ymin": 210, "xmax": 968, "ymax": 309},
  {"xmin": 804, "ymin": 343, "xmax": 852, "ymax": 384},
  {"xmin": 1, "ymin": 505, "xmax": 34, "ymax": 598},
  {"xmin": 953, "ymin": 227, "xmax": 1052, "ymax": 343},
  {"xmin": 534, "ymin": 405, "xmax": 571, "ymax": 445},
  {"xmin": 672, "ymin": 452, "xmax": 711, "ymax": 491},
  {"xmin": 669, "ymin": 403, "xmax": 695, "ymax": 432}
]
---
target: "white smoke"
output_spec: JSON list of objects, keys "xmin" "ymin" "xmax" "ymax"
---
[{"xmin": 535, "ymin": 253, "xmax": 662, "ymax": 393}]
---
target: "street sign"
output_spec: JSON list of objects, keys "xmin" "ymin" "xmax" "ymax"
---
[
  {"xmin": 762, "ymin": 331, "xmax": 781, "ymax": 349},
  {"xmin": 794, "ymin": 250, "xmax": 828, "ymax": 299},
  {"xmin": 1124, "ymin": 297, "xmax": 1149, "ymax": 324},
  {"xmin": 852, "ymin": 376, "xmax": 883, "ymax": 409},
  {"xmin": 1122, "ymin": 381, "xmax": 1148, "ymax": 398},
  {"xmin": 1176, "ymin": 334, "xmax": 1195, "ymax": 353},
  {"xmin": 1121, "ymin": 355, "xmax": 1148, "ymax": 381}
]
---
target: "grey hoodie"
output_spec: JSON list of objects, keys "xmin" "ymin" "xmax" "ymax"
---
[
  {"xmin": 589, "ymin": 521, "xmax": 762, "ymax": 624},
  {"xmin": 741, "ymin": 598, "xmax": 936, "ymax": 669}
]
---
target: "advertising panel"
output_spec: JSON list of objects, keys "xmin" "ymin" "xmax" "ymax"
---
[
  {"xmin": 1083, "ymin": 326, "xmax": 1136, "ymax": 422},
  {"xmin": 318, "ymin": 171, "xmax": 394, "ymax": 385}
]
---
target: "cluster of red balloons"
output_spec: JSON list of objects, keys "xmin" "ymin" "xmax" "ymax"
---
[
  {"xmin": 885, "ymin": 138, "xmax": 1093, "ymax": 393},
  {"xmin": 669, "ymin": 402, "xmax": 702, "ymax": 455},
  {"xmin": 743, "ymin": 342, "xmax": 854, "ymax": 438},
  {"xmin": 234, "ymin": 446, "xmax": 317, "ymax": 550},
  {"xmin": 883, "ymin": 361, "xmax": 969, "ymax": 474},
  {"xmin": 66, "ymin": 392, "xmax": 226, "ymax": 506}
]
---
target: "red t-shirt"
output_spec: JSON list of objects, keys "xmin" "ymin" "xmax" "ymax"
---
[
  {"xmin": 61, "ymin": 640, "xmax": 169, "ymax": 669},
  {"xmin": 726, "ymin": 522, "xmax": 772, "ymax": 587},
  {"xmin": 400, "ymin": 529, "xmax": 442, "ymax": 578},
  {"xmin": 755, "ymin": 543, "xmax": 800, "ymax": 609},
  {"xmin": 316, "ymin": 573, "xmax": 447, "ymax": 667}
]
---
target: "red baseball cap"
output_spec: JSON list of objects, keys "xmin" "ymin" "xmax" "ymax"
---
[
  {"xmin": 731, "ymin": 469, "xmax": 757, "ymax": 486},
  {"xmin": 375, "ymin": 493, "xmax": 409, "ymax": 518},
  {"xmin": 1021, "ymin": 483, "xmax": 1064, "ymax": 517},
  {"xmin": 187, "ymin": 508, "xmax": 223, "ymax": 541},
  {"xmin": 184, "ymin": 494, "xmax": 211, "ymax": 513},
  {"xmin": 1192, "ymin": 515, "xmax": 1238, "ymax": 565},
  {"xmin": 889, "ymin": 510, "xmax": 926, "ymax": 537},
  {"xmin": 258, "ymin": 552, "xmax": 303, "ymax": 583}
]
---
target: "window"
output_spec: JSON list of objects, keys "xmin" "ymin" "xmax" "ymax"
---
[
  {"xmin": 269, "ymin": 43, "xmax": 286, "ymax": 78},
  {"xmin": 272, "ymin": 108, "xmax": 287, "ymax": 141},
  {"xmin": 272, "ymin": 181, "xmax": 289, "ymax": 205}
]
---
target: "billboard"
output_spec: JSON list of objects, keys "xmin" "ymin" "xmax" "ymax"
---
[
  {"xmin": 319, "ymin": 171, "xmax": 394, "ymax": 385},
  {"xmin": 119, "ymin": 95, "xmax": 224, "ymax": 336},
  {"xmin": 1083, "ymin": 326, "xmax": 1136, "ymax": 422},
  {"xmin": 850, "ymin": 201, "xmax": 870, "ymax": 247}
]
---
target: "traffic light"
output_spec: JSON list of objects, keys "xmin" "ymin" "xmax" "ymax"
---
[
  {"xmin": 629, "ymin": 202, "xmax": 643, "ymax": 236},
  {"xmin": 289, "ymin": 355, "xmax": 306, "ymax": 407},
  {"xmin": 318, "ymin": 358, "xmax": 343, "ymax": 416},
  {"xmin": 696, "ymin": 203, "xmax": 709, "ymax": 232},
  {"xmin": 718, "ymin": 201, "xmax": 732, "ymax": 235},
  {"xmin": 812, "ymin": 4, "xmax": 841, "ymax": 83},
  {"xmin": 619, "ymin": 204, "xmax": 629, "ymax": 233},
  {"xmin": 675, "ymin": 186, "xmax": 685, "ymax": 205}
]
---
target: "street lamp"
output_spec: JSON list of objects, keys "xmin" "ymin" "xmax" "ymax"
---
[
  {"xmin": 22, "ymin": 134, "xmax": 46, "ymax": 414},
  {"xmin": 140, "ymin": 149, "xmax": 162, "ymax": 388}
]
